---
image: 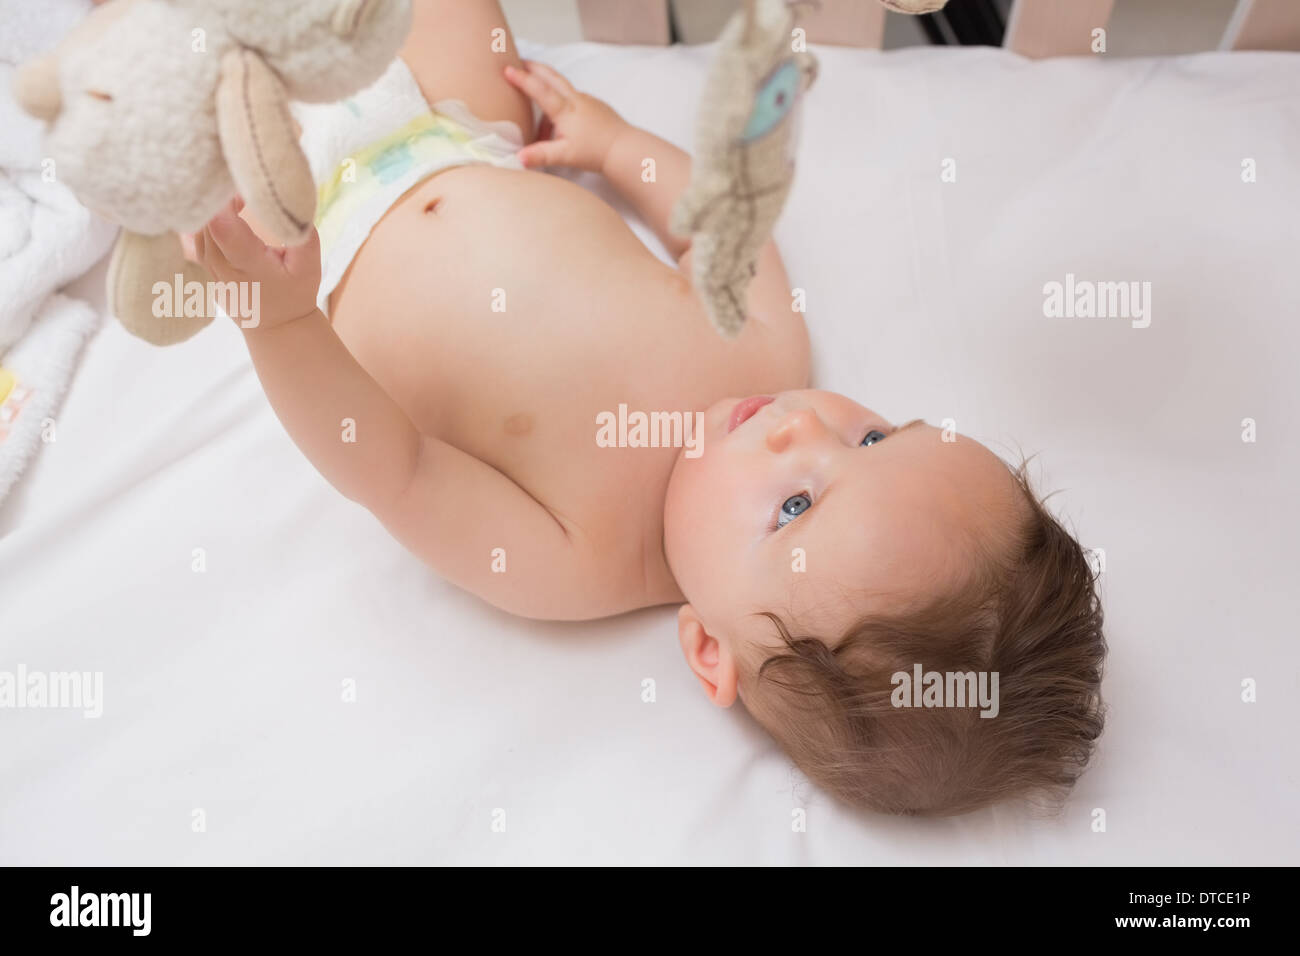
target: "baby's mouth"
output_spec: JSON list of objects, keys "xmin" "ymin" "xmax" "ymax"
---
[{"xmin": 727, "ymin": 395, "xmax": 774, "ymax": 434}]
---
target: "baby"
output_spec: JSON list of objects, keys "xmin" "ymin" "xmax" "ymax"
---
[{"xmin": 185, "ymin": 0, "xmax": 1106, "ymax": 816}]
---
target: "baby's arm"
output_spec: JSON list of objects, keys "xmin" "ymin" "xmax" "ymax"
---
[
  {"xmin": 600, "ymin": 124, "xmax": 693, "ymax": 261},
  {"xmin": 190, "ymin": 204, "xmax": 610, "ymax": 620},
  {"xmin": 506, "ymin": 61, "xmax": 691, "ymax": 258},
  {"xmin": 505, "ymin": 62, "xmax": 791, "ymax": 316},
  {"xmin": 602, "ymin": 124, "xmax": 793, "ymax": 324}
]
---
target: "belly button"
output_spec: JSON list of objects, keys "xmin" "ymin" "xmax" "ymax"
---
[
  {"xmin": 423, "ymin": 197, "xmax": 441, "ymax": 214},
  {"xmin": 503, "ymin": 412, "xmax": 533, "ymax": 436}
]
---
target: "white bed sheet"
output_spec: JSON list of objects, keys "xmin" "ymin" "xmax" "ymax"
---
[{"xmin": 2, "ymin": 42, "xmax": 1298, "ymax": 865}]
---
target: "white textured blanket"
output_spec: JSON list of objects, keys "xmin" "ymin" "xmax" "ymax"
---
[{"xmin": 0, "ymin": 0, "xmax": 117, "ymax": 502}]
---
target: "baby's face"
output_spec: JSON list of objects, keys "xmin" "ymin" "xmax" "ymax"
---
[{"xmin": 663, "ymin": 390, "xmax": 1021, "ymax": 657}]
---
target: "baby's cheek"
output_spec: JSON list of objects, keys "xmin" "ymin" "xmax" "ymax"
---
[
  {"xmin": 664, "ymin": 458, "xmax": 724, "ymax": 577},
  {"xmin": 662, "ymin": 464, "xmax": 696, "ymax": 552}
]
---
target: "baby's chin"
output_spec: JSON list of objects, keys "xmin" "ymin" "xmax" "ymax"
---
[
  {"xmin": 662, "ymin": 392, "xmax": 766, "ymax": 538},
  {"xmin": 661, "ymin": 396, "xmax": 728, "ymax": 474}
]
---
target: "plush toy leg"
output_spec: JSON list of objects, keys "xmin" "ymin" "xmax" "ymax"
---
[
  {"xmin": 691, "ymin": 233, "xmax": 750, "ymax": 339},
  {"xmin": 107, "ymin": 232, "xmax": 215, "ymax": 346}
]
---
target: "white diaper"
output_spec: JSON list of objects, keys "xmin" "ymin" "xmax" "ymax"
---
[{"xmin": 291, "ymin": 57, "xmax": 526, "ymax": 314}]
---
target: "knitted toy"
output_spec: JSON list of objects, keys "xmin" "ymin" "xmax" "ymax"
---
[
  {"xmin": 671, "ymin": 0, "xmax": 948, "ymax": 338},
  {"xmin": 12, "ymin": 0, "xmax": 412, "ymax": 345}
]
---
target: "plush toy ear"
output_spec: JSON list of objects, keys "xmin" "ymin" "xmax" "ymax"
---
[
  {"xmin": 332, "ymin": 0, "xmax": 383, "ymax": 37},
  {"xmin": 108, "ymin": 232, "xmax": 215, "ymax": 346},
  {"xmin": 216, "ymin": 49, "xmax": 316, "ymax": 246}
]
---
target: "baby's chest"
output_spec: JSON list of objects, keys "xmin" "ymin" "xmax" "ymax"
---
[
  {"xmin": 382, "ymin": 304, "xmax": 792, "ymax": 544},
  {"xmin": 329, "ymin": 168, "xmax": 806, "ymax": 529},
  {"xmin": 420, "ymin": 332, "xmax": 726, "ymax": 516}
]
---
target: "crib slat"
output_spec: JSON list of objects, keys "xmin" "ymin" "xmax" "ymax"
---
[
  {"xmin": 669, "ymin": 0, "xmax": 884, "ymax": 48},
  {"xmin": 1222, "ymin": 0, "xmax": 1300, "ymax": 51},
  {"xmin": 802, "ymin": 0, "xmax": 887, "ymax": 49},
  {"xmin": 576, "ymin": 0, "xmax": 670, "ymax": 45},
  {"xmin": 669, "ymin": 0, "xmax": 735, "ymax": 44},
  {"xmin": 1004, "ymin": 0, "xmax": 1116, "ymax": 58}
]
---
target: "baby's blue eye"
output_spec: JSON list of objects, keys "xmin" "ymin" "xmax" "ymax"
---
[
  {"xmin": 861, "ymin": 429, "xmax": 887, "ymax": 446},
  {"xmin": 777, "ymin": 493, "xmax": 812, "ymax": 528},
  {"xmin": 742, "ymin": 59, "xmax": 802, "ymax": 142}
]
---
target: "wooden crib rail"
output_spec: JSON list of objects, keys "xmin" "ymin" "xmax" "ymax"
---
[
  {"xmin": 576, "ymin": 0, "xmax": 886, "ymax": 47},
  {"xmin": 575, "ymin": 0, "xmax": 670, "ymax": 44},
  {"xmin": 1221, "ymin": 0, "xmax": 1300, "ymax": 51},
  {"xmin": 1005, "ymin": 0, "xmax": 1300, "ymax": 57},
  {"xmin": 574, "ymin": 0, "xmax": 1300, "ymax": 54},
  {"xmin": 1003, "ymin": 0, "xmax": 1114, "ymax": 58}
]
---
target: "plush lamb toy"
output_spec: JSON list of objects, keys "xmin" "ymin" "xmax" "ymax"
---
[
  {"xmin": 672, "ymin": 0, "xmax": 948, "ymax": 338},
  {"xmin": 13, "ymin": 0, "xmax": 412, "ymax": 345}
]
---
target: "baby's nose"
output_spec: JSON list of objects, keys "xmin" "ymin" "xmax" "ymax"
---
[{"xmin": 765, "ymin": 407, "xmax": 828, "ymax": 453}]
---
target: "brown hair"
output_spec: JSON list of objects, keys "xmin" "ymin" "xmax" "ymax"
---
[{"xmin": 744, "ymin": 465, "xmax": 1106, "ymax": 816}]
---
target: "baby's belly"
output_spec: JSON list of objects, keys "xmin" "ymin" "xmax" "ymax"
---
[{"xmin": 329, "ymin": 165, "xmax": 808, "ymax": 541}]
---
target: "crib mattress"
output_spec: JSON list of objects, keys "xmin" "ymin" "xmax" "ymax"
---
[{"xmin": 1, "ymin": 41, "xmax": 1297, "ymax": 864}]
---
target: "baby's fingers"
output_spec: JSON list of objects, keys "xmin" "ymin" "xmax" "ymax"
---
[
  {"xmin": 503, "ymin": 63, "xmax": 568, "ymax": 119},
  {"xmin": 206, "ymin": 200, "xmax": 268, "ymax": 273},
  {"xmin": 516, "ymin": 138, "xmax": 572, "ymax": 170},
  {"xmin": 179, "ymin": 230, "xmax": 201, "ymax": 264},
  {"xmin": 200, "ymin": 225, "xmax": 233, "ymax": 277},
  {"xmin": 282, "ymin": 228, "xmax": 321, "ymax": 279},
  {"xmin": 520, "ymin": 60, "xmax": 576, "ymax": 97}
]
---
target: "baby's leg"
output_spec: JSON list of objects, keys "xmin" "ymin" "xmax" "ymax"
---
[{"xmin": 400, "ymin": 0, "xmax": 537, "ymax": 143}]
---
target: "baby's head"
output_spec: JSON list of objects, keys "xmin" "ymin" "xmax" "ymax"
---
[{"xmin": 663, "ymin": 390, "xmax": 1105, "ymax": 815}]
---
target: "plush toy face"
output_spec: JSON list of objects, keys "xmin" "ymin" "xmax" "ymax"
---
[
  {"xmin": 15, "ymin": 0, "xmax": 412, "ymax": 236},
  {"xmin": 32, "ymin": 0, "xmax": 231, "ymax": 235}
]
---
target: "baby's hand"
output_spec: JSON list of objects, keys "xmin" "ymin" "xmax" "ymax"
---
[
  {"xmin": 504, "ymin": 61, "xmax": 626, "ymax": 174},
  {"xmin": 185, "ymin": 199, "xmax": 321, "ymax": 331}
]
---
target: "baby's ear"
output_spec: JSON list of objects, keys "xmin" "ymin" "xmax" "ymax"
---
[{"xmin": 677, "ymin": 605, "xmax": 740, "ymax": 708}]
